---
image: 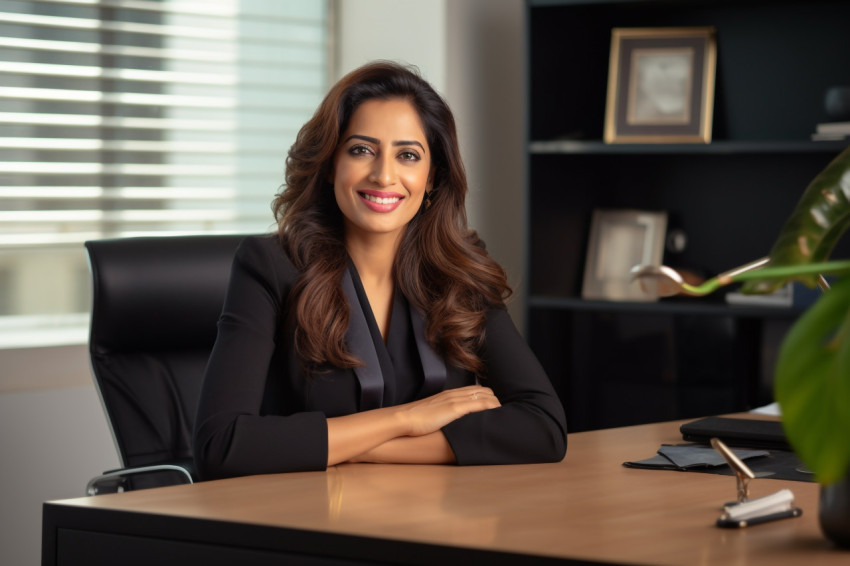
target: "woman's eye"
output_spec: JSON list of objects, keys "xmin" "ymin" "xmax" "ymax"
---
[
  {"xmin": 398, "ymin": 150, "xmax": 420, "ymax": 161},
  {"xmin": 349, "ymin": 145, "xmax": 372, "ymax": 156}
]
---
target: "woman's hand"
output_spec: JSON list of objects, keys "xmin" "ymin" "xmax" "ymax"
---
[{"xmin": 393, "ymin": 385, "xmax": 500, "ymax": 437}]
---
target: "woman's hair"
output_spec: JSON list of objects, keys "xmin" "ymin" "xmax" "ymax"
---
[{"xmin": 273, "ymin": 60, "xmax": 511, "ymax": 376}]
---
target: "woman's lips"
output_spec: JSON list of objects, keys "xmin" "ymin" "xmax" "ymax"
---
[{"xmin": 358, "ymin": 190, "xmax": 404, "ymax": 212}]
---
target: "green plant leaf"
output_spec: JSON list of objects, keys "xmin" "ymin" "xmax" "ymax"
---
[
  {"xmin": 775, "ymin": 276, "xmax": 850, "ymax": 485},
  {"xmin": 741, "ymin": 146, "xmax": 850, "ymax": 294}
]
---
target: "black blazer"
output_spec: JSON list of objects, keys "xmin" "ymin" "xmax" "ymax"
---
[{"xmin": 193, "ymin": 235, "xmax": 567, "ymax": 480}]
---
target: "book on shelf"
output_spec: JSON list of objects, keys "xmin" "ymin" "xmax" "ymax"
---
[
  {"xmin": 811, "ymin": 132, "xmax": 850, "ymax": 141},
  {"xmin": 815, "ymin": 121, "xmax": 850, "ymax": 133},
  {"xmin": 811, "ymin": 121, "xmax": 850, "ymax": 141},
  {"xmin": 726, "ymin": 283, "xmax": 793, "ymax": 307}
]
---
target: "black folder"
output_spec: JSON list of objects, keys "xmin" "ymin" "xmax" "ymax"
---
[{"xmin": 679, "ymin": 417, "xmax": 791, "ymax": 451}]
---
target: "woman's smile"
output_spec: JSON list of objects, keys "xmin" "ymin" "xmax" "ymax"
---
[{"xmin": 358, "ymin": 189, "xmax": 404, "ymax": 212}]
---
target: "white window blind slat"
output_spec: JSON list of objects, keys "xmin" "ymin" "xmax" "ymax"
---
[
  {"xmin": 1, "ymin": 10, "xmax": 327, "ymax": 44},
  {"xmin": 0, "ymin": 186, "xmax": 264, "ymax": 199},
  {"xmin": 1, "ymin": 87, "xmax": 320, "ymax": 111},
  {"xmin": 0, "ymin": 0, "xmax": 332, "ymax": 331},
  {"xmin": 0, "ymin": 35, "xmax": 239, "ymax": 62},
  {"xmin": 0, "ymin": 138, "xmax": 251, "ymax": 152},
  {"xmin": 39, "ymin": 0, "xmax": 252, "ymax": 18},
  {"xmin": 33, "ymin": 0, "xmax": 327, "ymax": 21}
]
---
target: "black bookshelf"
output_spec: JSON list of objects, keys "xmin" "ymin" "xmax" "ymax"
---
[{"xmin": 524, "ymin": 0, "xmax": 850, "ymax": 431}]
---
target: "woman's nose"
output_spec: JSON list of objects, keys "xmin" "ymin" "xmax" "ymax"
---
[{"xmin": 369, "ymin": 155, "xmax": 395, "ymax": 186}]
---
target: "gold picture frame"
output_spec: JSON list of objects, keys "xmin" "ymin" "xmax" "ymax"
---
[
  {"xmin": 604, "ymin": 27, "xmax": 716, "ymax": 144},
  {"xmin": 581, "ymin": 209, "xmax": 668, "ymax": 302}
]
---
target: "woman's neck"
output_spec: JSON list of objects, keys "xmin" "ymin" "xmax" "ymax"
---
[{"xmin": 344, "ymin": 230, "xmax": 402, "ymax": 285}]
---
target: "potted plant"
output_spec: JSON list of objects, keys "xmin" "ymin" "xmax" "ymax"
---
[{"xmin": 633, "ymin": 145, "xmax": 850, "ymax": 546}]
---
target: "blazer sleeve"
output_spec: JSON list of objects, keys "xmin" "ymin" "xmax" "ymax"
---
[
  {"xmin": 441, "ymin": 307, "xmax": 568, "ymax": 465},
  {"xmin": 193, "ymin": 236, "xmax": 329, "ymax": 480}
]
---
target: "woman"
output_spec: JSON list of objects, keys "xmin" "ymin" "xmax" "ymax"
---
[{"xmin": 193, "ymin": 61, "xmax": 566, "ymax": 480}]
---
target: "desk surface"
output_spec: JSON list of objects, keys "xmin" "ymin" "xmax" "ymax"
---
[{"xmin": 43, "ymin": 418, "xmax": 846, "ymax": 565}]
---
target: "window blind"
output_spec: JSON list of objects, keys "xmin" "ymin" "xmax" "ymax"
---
[{"xmin": 0, "ymin": 0, "xmax": 332, "ymax": 337}]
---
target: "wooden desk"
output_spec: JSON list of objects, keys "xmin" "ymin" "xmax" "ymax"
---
[{"xmin": 43, "ymin": 419, "xmax": 845, "ymax": 565}]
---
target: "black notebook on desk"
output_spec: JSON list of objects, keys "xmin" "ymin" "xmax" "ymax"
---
[{"xmin": 680, "ymin": 417, "xmax": 791, "ymax": 451}]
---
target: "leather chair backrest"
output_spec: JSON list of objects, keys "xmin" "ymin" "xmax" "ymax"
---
[{"xmin": 85, "ymin": 234, "xmax": 246, "ymax": 469}]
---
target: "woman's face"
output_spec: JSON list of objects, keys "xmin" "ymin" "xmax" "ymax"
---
[{"xmin": 331, "ymin": 98, "xmax": 431, "ymax": 244}]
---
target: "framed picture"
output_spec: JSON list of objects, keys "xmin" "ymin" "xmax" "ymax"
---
[
  {"xmin": 582, "ymin": 209, "xmax": 668, "ymax": 302},
  {"xmin": 604, "ymin": 27, "xmax": 717, "ymax": 144}
]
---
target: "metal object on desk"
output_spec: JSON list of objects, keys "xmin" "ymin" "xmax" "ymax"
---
[
  {"xmin": 711, "ymin": 437, "xmax": 803, "ymax": 528},
  {"xmin": 711, "ymin": 437, "xmax": 755, "ymax": 502}
]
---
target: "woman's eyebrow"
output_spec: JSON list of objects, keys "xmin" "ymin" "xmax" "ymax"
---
[
  {"xmin": 343, "ymin": 134, "xmax": 425, "ymax": 151},
  {"xmin": 393, "ymin": 140, "xmax": 425, "ymax": 151},
  {"xmin": 344, "ymin": 134, "xmax": 380, "ymax": 145}
]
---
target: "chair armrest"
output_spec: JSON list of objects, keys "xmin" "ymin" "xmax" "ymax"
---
[{"xmin": 86, "ymin": 461, "xmax": 194, "ymax": 495}]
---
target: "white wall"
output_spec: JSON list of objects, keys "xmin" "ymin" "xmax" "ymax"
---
[
  {"xmin": 336, "ymin": 0, "xmax": 447, "ymax": 90},
  {"xmin": 444, "ymin": 0, "xmax": 526, "ymax": 325},
  {"xmin": 0, "ymin": 2, "xmax": 528, "ymax": 563}
]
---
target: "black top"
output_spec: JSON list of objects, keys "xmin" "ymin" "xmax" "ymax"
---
[{"xmin": 193, "ymin": 235, "xmax": 567, "ymax": 480}]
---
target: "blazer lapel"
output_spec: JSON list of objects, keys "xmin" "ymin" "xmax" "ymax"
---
[
  {"xmin": 341, "ymin": 268, "xmax": 384, "ymax": 410},
  {"xmin": 409, "ymin": 304, "xmax": 447, "ymax": 397}
]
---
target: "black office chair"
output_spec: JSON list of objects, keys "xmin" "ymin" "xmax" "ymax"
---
[{"xmin": 84, "ymin": 234, "xmax": 247, "ymax": 494}]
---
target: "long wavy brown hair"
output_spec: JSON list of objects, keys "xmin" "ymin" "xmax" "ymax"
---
[{"xmin": 273, "ymin": 61, "xmax": 511, "ymax": 377}]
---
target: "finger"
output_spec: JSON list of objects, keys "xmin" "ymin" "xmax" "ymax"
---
[
  {"xmin": 463, "ymin": 390, "xmax": 501, "ymax": 409},
  {"xmin": 431, "ymin": 386, "xmax": 485, "ymax": 402},
  {"xmin": 449, "ymin": 385, "xmax": 493, "ymax": 396},
  {"xmin": 421, "ymin": 385, "xmax": 499, "ymax": 408},
  {"xmin": 462, "ymin": 387, "xmax": 495, "ymax": 401},
  {"xmin": 450, "ymin": 385, "xmax": 487, "ymax": 395}
]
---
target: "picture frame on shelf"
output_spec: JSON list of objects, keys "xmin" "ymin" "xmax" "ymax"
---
[
  {"xmin": 604, "ymin": 27, "xmax": 717, "ymax": 144},
  {"xmin": 582, "ymin": 209, "xmax": 668, "ymax": 302}
]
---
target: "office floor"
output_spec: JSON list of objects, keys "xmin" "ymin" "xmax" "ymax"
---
[{"xmin": 0, "ymin": 385, "xmax": 118, "ymax": 566}]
